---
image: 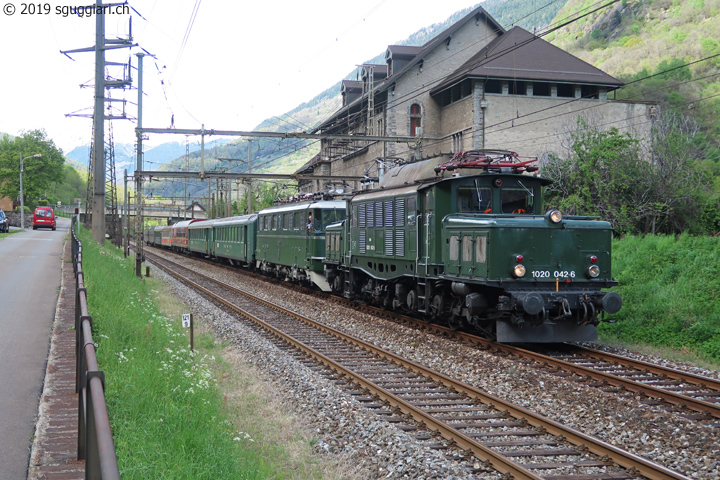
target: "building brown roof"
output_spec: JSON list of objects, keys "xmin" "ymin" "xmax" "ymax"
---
[{"xmin": 431, "ymin": 26, "xmax": 623, "ymax": 94}]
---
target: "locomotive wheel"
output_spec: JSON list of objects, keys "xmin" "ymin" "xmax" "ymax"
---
[
  {"xmin": 447, "ymin": 315, "xmax": 463, "ymax": 331},
  {"xmin": 429, "ymin": 294, "xmax": 444, "ymax": 320},
  {"xmin": 406, "ymin": 290, "xmax": 418, "ymax": 311}
]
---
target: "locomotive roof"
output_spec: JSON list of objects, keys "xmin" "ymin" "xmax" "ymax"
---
[
  {"xmin": 351, "ymin": 184, "xmax": 421, "ymax": 201},
  {"xmin": 354, "ymin": 157, "xmax": 550, "ymax": 201},
  {"xmin": 258, "ymin": 200, "xmax": 346, "ymax": 215}
]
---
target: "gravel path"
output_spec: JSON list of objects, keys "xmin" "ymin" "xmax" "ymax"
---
[{"xmin": 149, "ymin": 252, "xmax": 720, "ymax": 480}]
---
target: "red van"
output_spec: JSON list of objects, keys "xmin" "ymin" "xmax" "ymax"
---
[{"xmin": 33, "ymin": 207, "xmax": 56, "ymax": 231}]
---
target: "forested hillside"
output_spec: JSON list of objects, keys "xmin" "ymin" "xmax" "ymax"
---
[{"xmin": 549, "ymin": 0, "xmax": 719, "ymax": 153}]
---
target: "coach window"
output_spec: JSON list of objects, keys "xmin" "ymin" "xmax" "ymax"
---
[
  {"xmin": 309, "ymin": 209, "xmax": 320, "ymax": 232},
  {"xmin": 501, "ymin": 188, "xmax": 531, "ymax": 214},
  {"xmin": 462, "ymin": 236, "xmax": 473, "ymax": 262},
  {"xmin": 449, "ymin": 235, "xmax": 459, "ymax": 261},
  {"xmin": 476, "ymin": 235, "xmax": 487, "ymax": 263},
  {"xmin": 407, "ymin": 197, "xmax": 416, "ymax": 225},
  {"xmin": 457, "ymin": 184, "xmax": 491, "ymax": 213},
  {"xmin": 322, "ymin": 209, "xmax": 338, "ymax": 228},
  {"xmin": 410, "ymin": 103, "xmax": 422, "ymax": 136}
]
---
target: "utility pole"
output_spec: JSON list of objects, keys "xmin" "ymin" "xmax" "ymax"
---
[
  {"xmin": 367, "ymin": 66, "xmax": 375, "ymax": 136},
  {"xmin": 91, "ymin": 0, "xmax": 106, "ymax": 243},
  {"xmin": 184, "ymin": 136, "xmax": 189, "ymax": 220},
  {"xmin": 247, "ymin": 139, "xmax": 254, "ymax": 214},
  {"xmin": 61, "ymin": 1, "xmax": 135, "ymax": 243},
  {"xmin": 123, "ymin": 169, "xmax": 128, "ymax": 257},
  {"xmin": 135, "ymin": 52, "xmax": 145, "ymax": 277}
]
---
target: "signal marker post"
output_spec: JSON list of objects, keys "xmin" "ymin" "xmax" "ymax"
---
[{"xmin": 182, "ymin": 313, "xmax": 194, "ymax": 352}]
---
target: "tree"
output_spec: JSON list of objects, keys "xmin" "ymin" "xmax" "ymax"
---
[
  {"xmin": 643, "ymin": 111, "xmax": 713, "ymax": 234},
  {"xmin": 543, "ymin": 114, "xmax": 711, "ymax": 235},
  {"xmin": 0, "ymin": 129, "xmax": 65, "ymax": 208},
  {"xmin": 543, "ymin": 117, "xmax": 646, "ymax": 234}
]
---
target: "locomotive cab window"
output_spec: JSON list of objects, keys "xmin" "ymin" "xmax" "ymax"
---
[
  {"xmin": 501, "ymin": 188, "xmax": 532, "ymax": 214},
  {"xmin": 457, "ymin": 185, "xmax": 492, "ymax": 213}
]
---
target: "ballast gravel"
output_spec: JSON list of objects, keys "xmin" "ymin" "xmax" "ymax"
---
[{"xmin": 149, "ymin": 253, "xmax": 720, "ymax": 480}]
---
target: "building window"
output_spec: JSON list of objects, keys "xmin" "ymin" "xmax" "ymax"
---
[
  {"xmin": 410, "ymin": 103, "xmax": 422, "ymax": 136},
  {"xmin": 533, "ymin": 82, "xmax": 551, "ymax": 97},
  {"xmin": 581, "ymin": 85, "xmax": 599, "ymax": 99},
  {"xmin": 508, "ymin": 81, "xmax": 526, "ymax": 95},
  {"xmin": 452, "ymin": 132, "xmax": 463, "ymax": 153},
  {"xmin": 557, "ymin": 83, "xmax": 575, "ymax": 98},
  {"xmin": 485, "ymin": 79, "xmax": 502, "ymax": 94}
]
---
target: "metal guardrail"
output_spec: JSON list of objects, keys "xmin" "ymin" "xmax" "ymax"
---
[{"xmin": 71, "ymin": 217, "xmax": 121, "ymax": 480}]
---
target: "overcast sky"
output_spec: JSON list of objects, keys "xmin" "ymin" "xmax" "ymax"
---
[{"xmin": 0, "ymin": 0, "xmax": 482, "ymax": 153}]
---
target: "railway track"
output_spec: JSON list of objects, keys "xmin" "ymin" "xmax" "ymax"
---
[
  {"xmin": 144, "ymin": 249, "xmax": 690, "ymax": 480},
  {"xmin": 141, "ymin": 245, "xmax": 720, "ymax": 425},
  {"xmin": 529, "ymin": 345, "xmax": 720, "ymax": 421}
]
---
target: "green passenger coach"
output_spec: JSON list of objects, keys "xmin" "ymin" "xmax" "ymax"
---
[{"xmin": 210, "ymin": 214, "xmax": 258, "ymax": 266}]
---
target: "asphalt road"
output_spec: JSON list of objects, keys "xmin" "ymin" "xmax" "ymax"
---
[{"xmin": 0, "ymin": 217, "xmax": 69, "ymax": 479}]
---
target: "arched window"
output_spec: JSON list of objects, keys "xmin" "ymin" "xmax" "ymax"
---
[{"xmin": 410, "ymin": 103, "xmax": 422, "ymax": 136}]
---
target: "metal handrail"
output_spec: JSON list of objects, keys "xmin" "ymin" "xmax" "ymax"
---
[{"xmin": 71, "ymin": 217, "xmax": 121, "ymax": 480}]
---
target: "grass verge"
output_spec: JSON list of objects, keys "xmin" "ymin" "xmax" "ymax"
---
[
  {"xmin": 77, "ymin": 227, "xmax": 335, "ymax": 479},
  {"xmin": 0, "ymin": 229, "xmax": 21, "ymax": 239},
  {"xmin": 600, "ymin": 234, "xmax": 720, "ymax": 366}
]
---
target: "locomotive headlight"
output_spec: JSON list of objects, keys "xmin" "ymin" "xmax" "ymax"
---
[
  {"xmin": 549, "ymin": 210, "xmax": 563, "ymax": 223},
  {"xmin": 587, "ymin": 265, "xmax": 600, "ymax": 278},
  {"xmin": 513, "ymin": 264, "xmax": 527, "ymax": 277}
]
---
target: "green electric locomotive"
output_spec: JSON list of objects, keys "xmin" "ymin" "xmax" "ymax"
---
[
  {"xmin": 324, "ymin": 151, "xmax": 622, "ymax": 343},
  {"xmin": 256, "ymin": 197, "xmax": 346, "ymax": 290}
]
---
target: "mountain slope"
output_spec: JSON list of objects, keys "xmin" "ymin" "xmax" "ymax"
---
[{"xmin": 547, "ymin": 0, "xmax": 720, "ymax": 149}]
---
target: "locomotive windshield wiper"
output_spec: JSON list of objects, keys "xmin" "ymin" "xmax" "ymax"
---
[{"xmin": 517, "ymin": 180, "xmax": 534, "ymax": 198}]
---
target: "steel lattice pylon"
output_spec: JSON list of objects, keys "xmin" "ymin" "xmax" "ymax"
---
[
  {"xmin": 105, "ymin": 120, "xmax": 120, "ymax": 245},
  {"xmin": 84, "ymin": 126, "xmax": 94, "ymax": 229}
]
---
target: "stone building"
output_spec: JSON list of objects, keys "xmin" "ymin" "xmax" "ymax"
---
[{"xmin": 296, "ymin": 6, "xmax": 654, "ymax": 193}]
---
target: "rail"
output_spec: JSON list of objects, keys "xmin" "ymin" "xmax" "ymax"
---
[{"xmin": 71, "ymin": 217, "xmax": 121, "ymax": 480}]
